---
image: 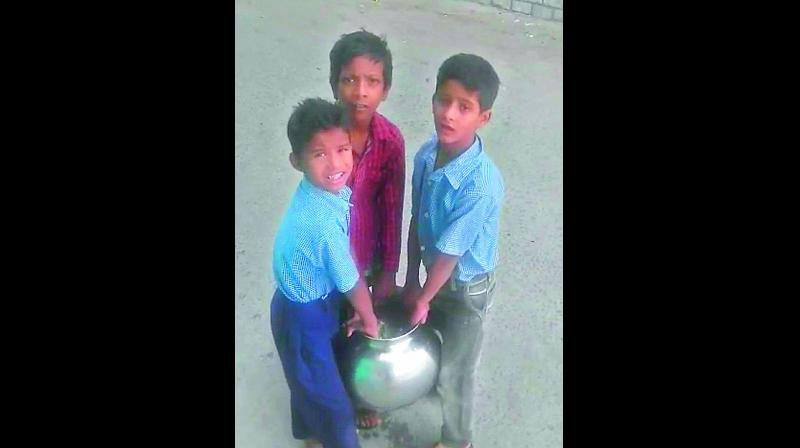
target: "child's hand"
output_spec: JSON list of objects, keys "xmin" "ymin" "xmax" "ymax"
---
[
  {"xmin": 361, "ymin": 316, "xmax": 379, "ymax": 338},
  {"xmin": 372, "ymin": 271, "xmax": 397, "ymax": 305},
  {"xmin": 401, "ymin": 282, "xmax": 423, "ymax": 308},
  {"xmin": 408, "ymin": 298, "xmax": 430, "ymax": 325},
  {"xmin": 344, "ymin": 312, "xmax": 379, "ymax": 338}
]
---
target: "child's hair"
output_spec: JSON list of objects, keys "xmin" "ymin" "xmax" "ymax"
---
[
  {"xmin": 286, "ymin": 98, "xmax": 349, "ymax": 155},
  {"xmin": 329, "ymin": 29, "xmax": 393, "ymax": 98},
  {"xmin": 435, "ymin": 53, "xmax": 500, "ymax": 111}
]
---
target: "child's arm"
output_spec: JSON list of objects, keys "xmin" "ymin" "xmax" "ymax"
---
[
  {"xmin": 374, "ymin": 140, "xmax": 405, "ymax": 302},
  {"xmin": 322, "ymin": 228, "xmax": 379, "ymax": 337},
  {"xmin": 407, "ymin": 191, "xmax": 499, "ymax": 324},
  {"xmin": 407, "ymin": 252, "xmax": 459, "ymax": 325},
  {"xmin": 344, "ymin": 278, "xmax": 379, "ymax": 338},
  {"xmin": 403, "ymin": 214, "xmax": 423, "ymax": 292},
  {"xmin": 402, "ymin": 148, "xmax": 426, "ymax": 303}
]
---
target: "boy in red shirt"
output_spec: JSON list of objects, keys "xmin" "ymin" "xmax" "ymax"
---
[{"xmin": 329, "ymin": 29, "xmax": 405, "ymax": 430}]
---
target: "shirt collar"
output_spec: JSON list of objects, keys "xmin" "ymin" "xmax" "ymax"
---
[
  {"xmin": 299, "ymin": 177, "xmax": 352, "ymax": 213},
  {"xmin": 369, "ymin": 112, "xmax": 392, "ymax": 143},
  {"xmin": 428, "ymin": 135, "xmax": 484, "ymax": 189}
]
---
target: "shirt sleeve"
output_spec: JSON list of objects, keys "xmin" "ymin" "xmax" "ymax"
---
[
  {"xmin": 322, "ymin": 231, "xmax": 360, "ymax": 294},
  {"xmin": 435, "ymin": 191, "xmax": 498, "ymax": 257},
  {"xmin": 377, "ymin": 134, "xmax": 405, "ymax": 272}
]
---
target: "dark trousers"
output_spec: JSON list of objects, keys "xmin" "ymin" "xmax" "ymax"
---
[{"xmin": 270, "ymin": 288, "xmax": 360, "ymax": 448}]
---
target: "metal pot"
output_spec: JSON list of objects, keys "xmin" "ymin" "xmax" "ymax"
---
[{"xmin": 339, "ymin": 299, "xmax": 441, "ymax": 412}]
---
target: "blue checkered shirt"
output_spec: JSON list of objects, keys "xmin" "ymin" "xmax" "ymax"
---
[
  {"xmin": 273, "ymin": 177, "xmax": 360, "ymax": 303},
  {"xmin": 411, "ymin": 134, "xmax": 505, "ymax": 282}
]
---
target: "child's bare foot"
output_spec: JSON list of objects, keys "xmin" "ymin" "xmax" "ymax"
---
[
  {"xmin": 356, "ymin": 409, "xmax": 383, "ymax": 429},
  {"xmin": 303, "ymin": 439, "xmax": 322, "ymax": 448}
]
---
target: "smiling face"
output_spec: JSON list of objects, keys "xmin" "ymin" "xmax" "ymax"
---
[
  {"xmin": 433, "ymin": 79, "xmax": 492, "ymax": 154},
  {"xmin": 336, "ymin": 55, "xmax": 388, "ymax": 127},
  {"xmin": 291, "ymin": 127, "xmax": 353, "ymax": 194}
]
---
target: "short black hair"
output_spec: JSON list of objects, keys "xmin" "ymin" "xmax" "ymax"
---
[
  {"xmin": 435, "ymin": 53, "xmax": 500, "ymax": 111},
  {"xmin": 329, "ymin": 29, "xmax": 393, "ymax": 98},
  {"xmin": 286, "ymin": 98, "xmax": 349, "ymax": 155}
]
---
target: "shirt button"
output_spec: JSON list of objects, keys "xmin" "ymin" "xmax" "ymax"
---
[
  {"xmin": 424, "ymin": 212, "xmax": 429, "ymax": 218},
  {"xmin": 421, "ymin": 245, "xmax": 426, "ymax": 251}
]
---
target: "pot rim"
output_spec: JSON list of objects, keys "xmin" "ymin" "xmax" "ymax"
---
[{"xmin": 363, "ymin": 321, "xmax": 422, "ymax": 342}]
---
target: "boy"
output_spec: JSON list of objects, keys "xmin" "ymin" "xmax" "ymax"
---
[
  {"xmin": 271, "ymin": 97, "xmax": 379, "ymax": 448},
  {"xmin": 329, "ymin": 29, "xmax": 405, "ymax": 430},
  {"xmin": 402, "ymin": 54, "xmax": 504, "ymax": 448},
  {"xmin": 329, "ymin": 29, "xmax": 405, "ymax": 305}
]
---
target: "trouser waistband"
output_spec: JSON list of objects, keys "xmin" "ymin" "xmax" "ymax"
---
[{"xmin": 447, "ymin": 271, "xmax": 496, "ymax": 295}]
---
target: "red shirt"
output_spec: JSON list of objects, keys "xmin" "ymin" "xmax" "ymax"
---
[{"xmin": 347, "ymin": 112, "xmax": 405, "ymax": 274}]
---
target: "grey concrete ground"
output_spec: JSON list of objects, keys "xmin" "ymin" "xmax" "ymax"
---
[{"xmin": 235, "ymin": 1, "xmax": 562, "ymax": 446}]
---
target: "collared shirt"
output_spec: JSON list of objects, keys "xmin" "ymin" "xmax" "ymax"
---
[
  {"xmin": 411, "ymin": 134, "xmax": 505, "ymax": 282},
  {"xmin": 347, "ymin": 112, "xmax": 405, "ymax": 274},
  {"xmin": 273, "ymin": 177, "xmax": 359, "ymax": 303}
]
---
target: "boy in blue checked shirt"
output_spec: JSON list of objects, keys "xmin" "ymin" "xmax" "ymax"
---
[
  {"xmin": 402, "ymin": 54, "xmax": 504, "ymax": 448},
  {"xmin": 271, "ymin": 98, "xmax": 379, "ymax": 448}
]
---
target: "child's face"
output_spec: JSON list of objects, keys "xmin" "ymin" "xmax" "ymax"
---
[
  {"xmin": 432, "ymin": 79, "xmax": 491, "ymax": 153},
  {"xmin": 291, "ymin": 128, "xmax": 353, "ymax": 194},
  {"xmin": 336, "ymin": 55, "xmax": 388, "ymax": 126}
]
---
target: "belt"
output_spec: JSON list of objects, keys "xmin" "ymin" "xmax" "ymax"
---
[{"xmin": 447, "ymin": 272, "xmax": 495, "ymax": 295}]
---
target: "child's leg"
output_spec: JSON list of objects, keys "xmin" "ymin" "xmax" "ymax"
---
[
  {"xmin": 293, "ymin": 334, "xmax": 360, "ymax": 448},
  {"xmin": 271, "ymin": 289, "xmax": 313, "ymax": 441},
  {"xmin": 428, "ymin": 275, "xmax": 495, "ymax": 447},
  {"xmin": 271, "ymin": 290, "xmax": 361, "ymax": 448}
]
